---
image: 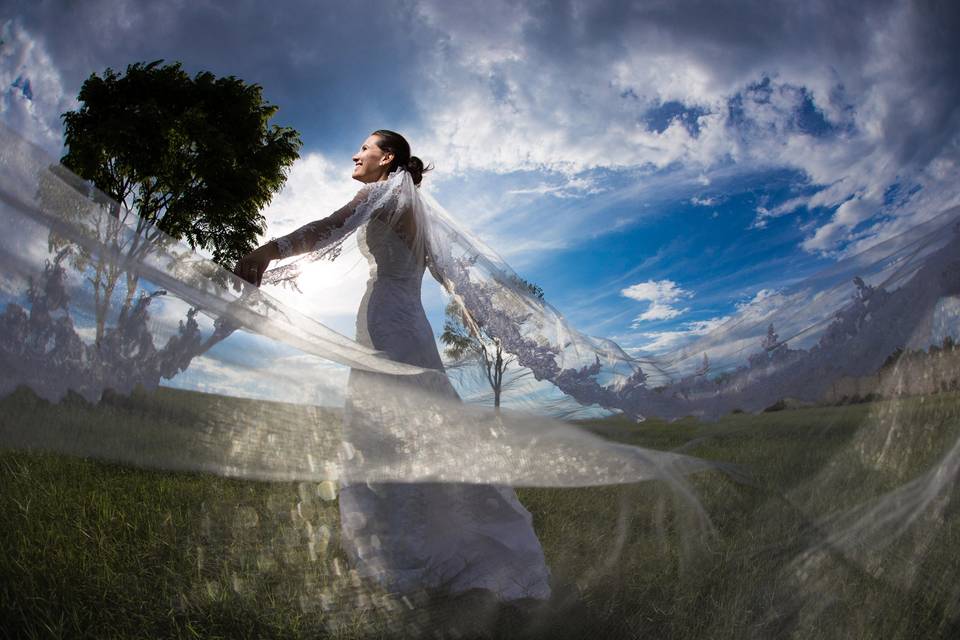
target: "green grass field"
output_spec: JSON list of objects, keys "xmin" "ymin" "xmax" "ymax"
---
[{"xmin": 2, "ymin": 387, "xmax": 959, "ymax": 639}]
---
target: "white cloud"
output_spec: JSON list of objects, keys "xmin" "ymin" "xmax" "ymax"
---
[
  {"xmin": 626, "ymin": 278, "xmax": 857, "ymax": 379},
  {"xmin": 261, "ymin": 152, "xmax": 358, "ymax": 235},
  {"xmin": 733, "ymin": 287, "xmax": 782, "ymax": 314},
  {"xmin": 622, "ymin": 279, "xmax": 690, "ymax": 303},
  {"xmin": 635, "ymin": 301, "xmax": 688, "ymax": 322},
  {"xmin": 622, "ymin": 279, "xmax": 692, "ymax": 325},
  {"xmin": 408, "ymin": 0, "xmax": 960, "ymax": 255},
  {"xmin": 166, "ymin": 348, "xmax": 350, "ymax": 407},
  {"xmin": 631, "ymin": 330, "xmax": 691, "ymax": 354},
  {"xmin": 257, "ymin": 152, "xmax": 372, "ymax": 335},
  {"xmin": 626, "ymin": 286, "xmax": 791, "ymax": 368},
  {"xmin": 631, "ymin": 313, "xmax": 730, "ymax": 354},
  {"xmin": 505, "ymin": 175, "xmax": 605, "ymax": 199},
  {"xmin": 5, "ymin": 0, "xmax": 958, "ymax": 313},
  {"xmin": 801, "ymin": 195, "xmax": 880, "ymax": 253},
  {"xmin": 0, "ymin": 20, "xmax": 75, "ymax": 154}
]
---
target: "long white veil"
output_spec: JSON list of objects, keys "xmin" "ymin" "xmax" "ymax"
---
[
  {"xmin": 268, "ymin": 152, "xmax": 960, "ymax": 424},
  {"xmin": 0, "ymin": 122, "xmax": 721, "ymax": 487},
  {"xmin": 2, "ymin": 119, "xmax": 959, "ymax": 635}
]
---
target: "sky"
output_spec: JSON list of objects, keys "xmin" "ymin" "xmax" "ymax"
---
[{"xmin": 2, "ymin": 0, "xmax": 959, "ymax": 364}]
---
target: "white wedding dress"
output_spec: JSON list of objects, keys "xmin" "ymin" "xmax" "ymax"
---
[{"xmin": 274, "ymin": 187, "xmax": 552, "ymax": 601}]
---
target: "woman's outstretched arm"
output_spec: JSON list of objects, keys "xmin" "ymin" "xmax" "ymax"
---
[
  {"xmin": 233, "ymin": 189, "xmax": 368, "ymax": 286},
  {"xmin": 271, "ymin": 201, "xmax": 356, "ymax": 259}
]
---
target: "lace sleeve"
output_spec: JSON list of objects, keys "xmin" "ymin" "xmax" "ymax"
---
[
  {"xmin": 261, "ymin": 179, "xmax": 399, "ymax": 288},
  {"xmin": 273, "ymin": 185, "xmax": 374, "ymax": 259}
]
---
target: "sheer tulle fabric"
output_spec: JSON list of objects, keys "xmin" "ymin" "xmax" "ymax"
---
[
  {"xmin": 265, "ymin": 162, "xmax": 960, "ymax": 426},
  {"xmin": 0, "ymin": 123, "xmax": 718, "ymax": 487},
  {"xmin": 2, "ymin": 121, "xmax": 960, "ymax": 618}
]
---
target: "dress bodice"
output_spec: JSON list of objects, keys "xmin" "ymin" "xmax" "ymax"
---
[
  {"xmin": 359, "ymin": 218, "xmax": 425, "ymax": 289},
  {"xmin": 354, "ymin": 219, "xmax": 442, "ymax": 370}
]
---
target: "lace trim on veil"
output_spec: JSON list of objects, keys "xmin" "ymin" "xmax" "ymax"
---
[
  {"xmin": 262, "ymin": 168, "xmax": 428, "ymax": 291},
  {"xmin": 257, "ymin": 158, "xmax": 960, "ymax": 422}
]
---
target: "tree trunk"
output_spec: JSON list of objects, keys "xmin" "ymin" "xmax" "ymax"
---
[{"xmin": 493, "ymin": 343, "xmax": 503, "ymax": 414}]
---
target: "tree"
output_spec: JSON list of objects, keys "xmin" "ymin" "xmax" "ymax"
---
[
  {"xmin": 441, "ymin": 301, "xmax": 514, "ymax": 411},
  {"xmin": 60, "ymin": 60, "xmax": 301, "ymax": 267},
  {"xmin": 761, "ymin": 323, "xmax": 780, "ymax": 351},
  {"xmin": 440, "ymin": 277, "xmax": 543, "ymax": 411},
  {"xmin": 51, "ymin": 60, "xmax": 300, "ymax": 343},
  {"xmin": 38, "ymin": 165, "xmax": 130, "ymax": 344},
  {"xmin": 695, "ymin": 352, "xmax": 710, "ymax": 376},
  {"xmin": 943, "ymin": 335, "xmax": 956, "ymax": 352},
  {"xmin": 509, "ymin": 275, "xmax": 544, "ymax": 301}
]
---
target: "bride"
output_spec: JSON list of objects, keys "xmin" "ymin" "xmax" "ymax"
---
[{"xmin": 235, "ymin": 130, "xmax": 553, "ymax": 602}]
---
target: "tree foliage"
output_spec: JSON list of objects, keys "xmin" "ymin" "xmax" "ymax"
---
[
  {"xmin": 441, "ymin": 301, "xmax": 515, "ymax": 411},
  {"xmin": 440, "ymin": 275, "xmax": 544, "ymax": 410},
  {"xmin": 509, "ymin": 275, "xmax": 544, "ymax": 300},
  {"xmin": 60, "ymin": 60, "xmax": 301, "ymax": 267}
]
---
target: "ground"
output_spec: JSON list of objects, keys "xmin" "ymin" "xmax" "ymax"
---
[{"xmin": 1, "ymin": 387, "xmax": 959, "ymax": 639}]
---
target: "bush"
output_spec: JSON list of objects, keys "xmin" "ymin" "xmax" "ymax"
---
[{"xmin": 762, "ymin": 399, "xmax": 787, "ymax": 412}]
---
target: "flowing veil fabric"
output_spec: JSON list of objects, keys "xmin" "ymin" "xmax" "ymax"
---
[
  {"xmin": 0, "ymin": 122, "xmax": 720, "ymax": 485},
  {"xmin": 267, "ymin": 153, "xmax": 960, "ymax": 425},
  {"xmin": 2, "ymin": 119, "xmax": 960, "ymax": 630}
]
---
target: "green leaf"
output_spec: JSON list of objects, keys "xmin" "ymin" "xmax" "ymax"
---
[{"xmin": 60, "ymin": 60, "xmax": 302, "ymax": 268}]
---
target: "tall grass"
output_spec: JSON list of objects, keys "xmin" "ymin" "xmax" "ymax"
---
[{"xmin": 2, "ymin": 387, "xmax": 959, "ymax": 638}]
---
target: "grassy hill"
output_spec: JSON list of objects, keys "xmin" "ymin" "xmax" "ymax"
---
[{"xmin": 2, "ymin": 387, "xmax": 959, "ymax": 639}]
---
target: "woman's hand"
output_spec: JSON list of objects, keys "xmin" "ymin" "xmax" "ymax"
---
[{"xmin": 233, "ymin": 241, "xmax": 280, "ymax": 287}]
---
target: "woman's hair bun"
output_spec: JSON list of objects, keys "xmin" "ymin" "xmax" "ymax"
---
[
  {"xmin": 372, "ymin": 129, "xmax": 433, "ymax": 186},
  {"xmin": 405, "ymin": 156, "xmax": 433, "ymax": 187}
]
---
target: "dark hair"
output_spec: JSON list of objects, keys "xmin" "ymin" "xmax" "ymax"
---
[{"xmin": 372, "ymin": 129, "xmax": 432, "ymax": 186}]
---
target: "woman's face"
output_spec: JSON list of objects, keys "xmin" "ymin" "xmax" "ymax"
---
[{"xmin": 352, "ymin": 134, "xmax": 393, "ymax": 183}]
